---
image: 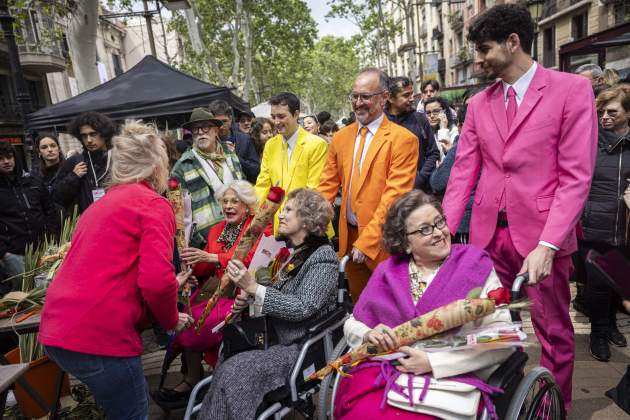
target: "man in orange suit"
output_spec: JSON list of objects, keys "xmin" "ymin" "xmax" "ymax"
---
[{"xmin": 318, "ymin": 68, "xmax": 419, "ymax": 301}]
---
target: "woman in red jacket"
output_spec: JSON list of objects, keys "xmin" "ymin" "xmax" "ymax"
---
[
  {"xmin": 39, "ymin": 122, "xmax": 193, "ymax": 420},
  {"xmin": 158, "ymin": 180, "xmax": 262, "ymax": 402}
]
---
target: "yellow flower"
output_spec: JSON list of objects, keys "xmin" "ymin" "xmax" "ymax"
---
[{"xmin": 286, "ymin": 263, "xmax": 295, "ymax": 272}]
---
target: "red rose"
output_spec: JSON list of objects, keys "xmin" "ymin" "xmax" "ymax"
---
[
  {"xmin": 168, "ymin": 178, "xmax": 179, "ymax": 190},
  {"xmin": 426, "ymin": 316, "xmax": 444, "ymax": 331},
  {"xmin": 487, "ymin": 287, "xmax": 511, "ymax": 305},
  {"xmin": 267, "ymin": 186, "xmax": 285, "ymax": 204},
  {"xmin": 277, "ymin": 247, "xmax": 291, "ymax": 262}
]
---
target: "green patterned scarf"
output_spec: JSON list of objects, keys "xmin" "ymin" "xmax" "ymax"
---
[{"xmin": 194, "ymin": 143, "xmax": 227, "ymax": 180}]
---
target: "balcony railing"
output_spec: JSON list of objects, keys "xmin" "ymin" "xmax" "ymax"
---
[{"xmin": 448, "ymin": 10, "xmax": 464, "ymax": 32}]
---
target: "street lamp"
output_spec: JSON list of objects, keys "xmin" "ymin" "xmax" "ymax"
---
[{"xmin": 527, "ymin": 0, "xmax": 545, "ymax": 61}]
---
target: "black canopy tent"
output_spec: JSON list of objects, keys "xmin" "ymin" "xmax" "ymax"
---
[{"xmin": 27, "ymin": 55, "xmax": 249, "ymax": 131}]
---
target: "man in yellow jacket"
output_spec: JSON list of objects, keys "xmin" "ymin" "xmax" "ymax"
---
[{"xmin": 255, "ymin": 92, "xmax": 329, "ymax": 232}]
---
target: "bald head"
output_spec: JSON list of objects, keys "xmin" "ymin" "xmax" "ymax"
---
[{"xmin": 351, "ymin": 69, "xmax": 390, "ymax": 125}]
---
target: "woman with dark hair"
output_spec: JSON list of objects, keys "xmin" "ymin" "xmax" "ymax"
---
[
  {"xmin": 53, "ymin": 111, "xmax": 117, "ymax": 214},
  {"xmin": 320, "ymin": 120, "xmax": 339, "ymax": 143},
  {"xmin": 198, "ymin": 188, "xmax": 338, "ymax": 419},
  {"xmin": 334, "ymin": 191, "xmax": 513, "ymax": 419},
  {"xmin": 35, "ymin": 134, "xmax": 65, "ymax": 194},
  {"xmin": 303, "ymin": 115, "xmax": 320, "ymax": 135},
  {"xmin": 250, "ymin": 117, "xmax": 274, "ymax": 159},
  {"xmin": 424, "ymin": 97, "xmax": 458, "ymax": 162}
]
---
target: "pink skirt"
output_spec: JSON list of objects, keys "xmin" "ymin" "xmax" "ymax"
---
[{"xmin": 174, "ymin": 291, "xmax": 234, "ymax": 356}]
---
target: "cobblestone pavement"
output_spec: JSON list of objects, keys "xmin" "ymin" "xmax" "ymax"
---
[{"xmin": 142, "ymin": 284, "xmax": 630, "ymax": 419}]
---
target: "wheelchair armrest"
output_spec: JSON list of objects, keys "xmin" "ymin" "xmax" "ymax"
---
[
  {"xmin": 306, "ymin": 307, "xmax": 347, "ymax": 335},
  {"xmin": 486, "ymin": 351, "xmax": 528, "ymax": 392}
]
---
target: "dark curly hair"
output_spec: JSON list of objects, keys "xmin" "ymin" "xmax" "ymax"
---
[
  {"xmin": 250, "ymin": 117, "xmax": 273, "ymax": 156},
  {"xmin": 68, "ymin": 111, "xmax": 116, "ymax": 147},
  {"xmin": 467, "ymin": 4, "xmax": 534, "ymax": 55},
  {"xmin": 0, "ymin": 140, "xmax": 15, "ymax": 159},
  {"xmin": 382, "ymin": 191, "xmax": 443, "ymax": 256}
]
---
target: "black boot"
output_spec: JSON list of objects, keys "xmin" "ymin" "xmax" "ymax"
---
[
  {"xmin": 608, "ymin": 323, "xmax": 628, "ymax": 347},
  {"xmin": 590, "ymin": 334, "xmax": 611, "ymax": 362}
]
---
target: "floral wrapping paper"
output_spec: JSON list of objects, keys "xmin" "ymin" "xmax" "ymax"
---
[{"xmin": 309, "ymin": 298, "xmax": 496, "ymax": 381}]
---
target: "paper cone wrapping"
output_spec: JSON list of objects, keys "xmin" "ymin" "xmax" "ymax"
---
[{"xmin": 309, "ymin": 298, "xmax": 496, "ymax": 381}]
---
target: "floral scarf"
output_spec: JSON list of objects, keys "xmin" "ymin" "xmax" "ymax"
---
[{"xmin": 194, "ymin": 143, "xmax": 227, "ymax": 180}]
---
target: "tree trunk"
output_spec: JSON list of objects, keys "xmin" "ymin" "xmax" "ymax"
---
[
  {"xmin": 230, "ymin": 0, "xmax": 242, "ymax": 89},
  {"xmin": 377, "ymin": 0, "xmax": 393, "ymax": 75},
  {"xmin": 66, "ymin": 0, "xmax": 100, "ymax": 93},
  {"xmin": 242, "ymin": 2, "xmax": 253, "ymax": 102},
  {"xmin": 184, "ymin": 2, "xmax": 229, "ymax": 85}
]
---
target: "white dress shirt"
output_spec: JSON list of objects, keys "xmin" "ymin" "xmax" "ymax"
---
[
  {"xmin": 346, "ymin": 114, "xmax": 384, "ymax": 226},
  {"xmin": 283, "ymin": 127, "xmax": 299, "ymax": 162},
  {"xmin": 500, "ymin": 62, "xmax": 558, "ymax": 251}
]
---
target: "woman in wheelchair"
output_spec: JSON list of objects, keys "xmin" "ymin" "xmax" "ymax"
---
[
  {"xmin": 197, "ymin": 188, "xmax": 338, "ymax": 419},
  {"xmin": 335, "ymin": 191, "xmax": 514, "ymax": 419},
  {"xmin": 159, "ymin": 180, "xmax": 261, "ymax": 403}
]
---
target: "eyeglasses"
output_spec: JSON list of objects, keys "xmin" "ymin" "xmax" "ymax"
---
[
  {"xmin": 425, "ymin": 109, "xmax": 444, "ymax": 117},
  {"xmin": 406, "ymin": 217, "xmax": 447, "ymax": 237},
  {"xmin": 348, "ymin": 91, "xmax": 384, "ymax": 103},
  {"xmin": 191, "ymin": 125, "xmax": 214, "ymax": 134}
]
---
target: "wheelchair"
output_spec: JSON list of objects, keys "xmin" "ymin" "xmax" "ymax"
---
[
  {"xmin": 183, "ymin": 256, "xmax": 354, "ymax": 420},
  {"xmin": 317, "ymin": 274, "xmax": 567, "ymax": 420}
]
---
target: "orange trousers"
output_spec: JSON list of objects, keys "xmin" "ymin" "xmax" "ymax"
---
[{"xmin": 345, "ymin": 226, "xmax": 385, "ymax": 303}]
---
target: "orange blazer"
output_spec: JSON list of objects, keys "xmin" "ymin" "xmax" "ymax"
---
[{"xmin": 318, "ymin": 115, "xmax": 419, "ymax": 260}]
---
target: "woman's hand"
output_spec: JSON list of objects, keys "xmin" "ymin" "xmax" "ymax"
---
[
  {"xmin": 175, "ymin": 269, "xmax": 194, "ymax": 288},
  {"xmin": 174, "ymin": 312, "xmax": 194, "ymax": 332},
  {"xmin": 438, "ymin": 111, "xmax": 449, "ymax": 130},
  {"xmin": 181, "ymin": 247, "xmax": 216, "ymax": 265},
  {"xmin": 439, "ymin": 138, "xmax": 452, "ymax": 154},
  {"xmin": 396, "ymin": 346, "xmax": 432, "ymax": 375},
  {"xmin": 227, "ymin": 260, "xmax": 257, "ymax": 295},
  {"xmin": 363, "ymin": 323, "xmax": 398, "ymax": 352},
  {"xmin": 232, "ymin": 290, "xmax": 250, "ymax": 314}
]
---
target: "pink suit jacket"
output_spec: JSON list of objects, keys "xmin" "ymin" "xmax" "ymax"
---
[{"xmin": 443, "ymin": 65, "xmax": 597, "ymax": 257}]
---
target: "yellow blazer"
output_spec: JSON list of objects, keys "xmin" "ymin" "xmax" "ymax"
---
[
  {"xmin": 255, "ymin": 126, "xmax": 329, "ymax": 231},
  {"xmin": 318, "ymin": 116, "xmax": 418, "ymax": 260}
]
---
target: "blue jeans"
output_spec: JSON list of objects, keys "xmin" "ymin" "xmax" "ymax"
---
[{"xmin": 44, "ymin": 346, "xmax": 149, "ymax": 420}]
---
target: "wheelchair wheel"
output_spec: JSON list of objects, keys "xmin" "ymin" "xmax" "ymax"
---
[
  {"xmin": 505, "ymin": 367, "xmax": 566, "ymax": 420},
  {"xmin": 317, "ymin": 337, "xmax": 348, "ymax": 420}
]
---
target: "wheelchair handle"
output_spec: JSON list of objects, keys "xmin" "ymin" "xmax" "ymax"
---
[
  {"xmin": 511, "ymin": 273, "xmax": 529, "ymax": 294},
  {"xmin": 339, "ymin": 255, "xmax": 351, "ymax": 273}
]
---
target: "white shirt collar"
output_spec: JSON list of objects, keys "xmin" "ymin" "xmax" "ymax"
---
[
  {"xmin": 284, "ymin": 126, "xmax": 300, "ymax": 150},
  {"xmin": 358, "ymin": 113, "xmax": 384, "ymax": 136},
  {"xmin": 502, "ymin": 61, "xmax": 537, "ymax": 103}
]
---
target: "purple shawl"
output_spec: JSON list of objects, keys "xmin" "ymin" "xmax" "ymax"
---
[{"xmin": 353, "ymin": 244, "xmax": 493, "ymax": 328}]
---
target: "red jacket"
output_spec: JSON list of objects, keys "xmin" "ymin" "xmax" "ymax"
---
[{"xmin": 39, "ymin": 182, "xmax": 179, "ymax": 357}]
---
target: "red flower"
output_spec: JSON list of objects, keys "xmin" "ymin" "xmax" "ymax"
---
[
  {"xmin": 276, "ymin": 247, "xmax": 291, "ymax": 262},
  {"xmin": 168, "ymin": 178, "xmax": 179, "ymax": 190},
  {"xmin": 426, "ymin": 316, "xmax": 444, "ymax": 331},
  {"xmin": 487, "ymin": 287, "xmax": 511, "ymax": 305},
  {"xmin": 267, "ymin": 186, "xmax": 285, "ymax": 204}
]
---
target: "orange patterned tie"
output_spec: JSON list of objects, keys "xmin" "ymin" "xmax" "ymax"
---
[{"xmin": 351, "ymin": 127, "xmax": 369, "ymax": 200}]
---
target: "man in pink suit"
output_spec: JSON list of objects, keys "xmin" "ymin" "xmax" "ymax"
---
[{"xmin": 443, "ymin": 4, "xmax": 597, "ymax": 410}]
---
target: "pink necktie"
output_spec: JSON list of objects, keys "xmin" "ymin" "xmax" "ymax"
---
[{"xmin": 506, "ymin": 86, "xmax": 517, "ymax": 129}]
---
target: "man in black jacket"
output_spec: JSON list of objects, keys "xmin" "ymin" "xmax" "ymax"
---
[
  {"xmin": 208, "ymin": 100, "xmax": 260, "ymax": 184},
  {"xmin": 53, "ymin": 112, "xmax": 115, "ymax": 215},
  {"xmin": 0, "ymin": 141, "xmax": 57, "ymax": 289},
  {"xmin": 385, "ymin": 76, "xmax": 440, "ymax": 192}
]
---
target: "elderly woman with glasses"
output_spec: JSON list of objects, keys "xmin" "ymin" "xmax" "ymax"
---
[{"xmin": 335, "ymin": 191, "xmax": 513, "ymax": 419}]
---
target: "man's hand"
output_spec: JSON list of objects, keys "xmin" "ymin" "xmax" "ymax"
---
[
  {"xmin": 73, "ymin": 162, "xmax": 88, "ymax": 178},
  {"xmin": 351, "ymin": 247, "xmax": 367, "ymax": 265},
  {"xmin": 519, "ymin": 244, "xmax": 556, "ymax": 284}
]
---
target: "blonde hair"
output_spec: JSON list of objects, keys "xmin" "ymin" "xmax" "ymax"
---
[
  {"xmin": 603, "ymin": 68, "xmax": 620, "ymax": 86},
  {"xmin": 215, "ymin": 180, "xmax": 258, "ymax": 214},
  {"xmin": 109, "ymin": 121, "xmax": 169, "ymax": 193}
]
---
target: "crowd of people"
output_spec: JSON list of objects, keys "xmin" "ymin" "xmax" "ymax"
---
[{"xmin": 1, "ymin": 3, "xmax": 630, "ymax": 419}]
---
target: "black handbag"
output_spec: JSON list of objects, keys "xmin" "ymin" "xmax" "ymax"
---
[{"xmin": 221, "ymin": 315, "xmax": 276, "ymax": 360}]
